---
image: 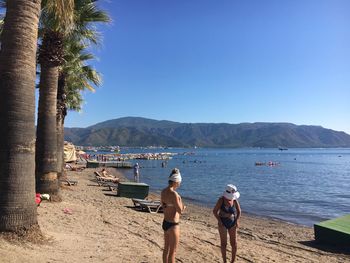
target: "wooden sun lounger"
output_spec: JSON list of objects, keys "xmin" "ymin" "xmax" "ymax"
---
[{"xmin": 132, "ymin": 198, "xmax": 162, "ymax": 213}]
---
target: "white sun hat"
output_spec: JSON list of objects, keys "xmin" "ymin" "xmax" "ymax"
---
[
  {"xmin": 169, "ymin": 169, "xmax": 182, "ymax": 182},
  {"xmin": 223, "ymin": 184, "xmax": 240, "ymax": 200}
]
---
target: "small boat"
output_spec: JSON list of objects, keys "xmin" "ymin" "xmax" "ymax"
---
[
  {"xmin": 255, "ymin": 162, "xmax": 265, "ymax": 166},
  {"xmin": 278, "ymin": 147, "xmax": 288, "ymax": 151}
]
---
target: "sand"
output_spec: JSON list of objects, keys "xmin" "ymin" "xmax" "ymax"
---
[{"xmin": 0, "ymin": 167, "xmax": 349, "ymax": 263}]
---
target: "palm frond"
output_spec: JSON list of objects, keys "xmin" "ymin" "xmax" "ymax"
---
[
  {"xmin": 42, "ymin": 0, "xmax": 75, "ymax": 33},
  {"xmin": 72, "ymin": 0, "xmax": 111, "ymax": 45},
  {"xmin": 39, "ymin": 0, "xmax": 111, "ymax": 113}
]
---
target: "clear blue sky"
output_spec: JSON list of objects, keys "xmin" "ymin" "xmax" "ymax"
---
[{"xmin": 64, "ymin": 0, "xmax": 350, "ymax": 134}]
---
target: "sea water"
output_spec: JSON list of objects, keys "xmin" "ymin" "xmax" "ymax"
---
[{"xmin": 117, "ymin": 148, "xmax": 350, "ymax": 226}]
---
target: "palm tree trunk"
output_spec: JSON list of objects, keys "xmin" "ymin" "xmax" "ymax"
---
[
  {"xmin": 35, "ymin": 65, "xmax": 59, "ymax": 195},
  {"xmin": 57, "ymin": 116, "xmax": 65, "ymax": 179},
  {"xmin": 0, "ymin": 0, "xmax": 41, "ymax": 231},
  {"xmin": 56, "ymin": 73, "xmax": 66, "ymax": 179}
]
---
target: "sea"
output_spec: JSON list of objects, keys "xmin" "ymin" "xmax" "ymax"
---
[{"xmin": 103, "ymin": 148, "xmax": 350, "ymax": 227}]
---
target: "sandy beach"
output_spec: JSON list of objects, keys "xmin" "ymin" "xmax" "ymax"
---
[{"xmin": 0, "ymin": 167, "xmax": 349, "ymax": 263}]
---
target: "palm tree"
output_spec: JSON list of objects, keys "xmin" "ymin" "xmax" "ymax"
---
[
  {"xmin": 35, "ymin": 0, "xmax": 75, "ymax": 196},
  {"xmin": 55, "ymin": 0, "xmax": 109, "ymax": 178},
  {"xmin": 0, "ymin": 0, "xmax": 41, "ymax": 231},
  {"xmin": 56, "ymin": 41, "xmax": 102, "ymax": 178},
  {"xmin": 37, "ymin": 0, "xmax": 109, "ymax": 193}
]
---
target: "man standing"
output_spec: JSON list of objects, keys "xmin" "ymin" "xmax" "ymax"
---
[{"xmin": 133, "ymin": 163, "xmax": 140, "ymax": 182}]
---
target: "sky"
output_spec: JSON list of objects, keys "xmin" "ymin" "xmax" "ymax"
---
[{"xmin": 64, "ymin": 0, "xmax": 350, "ymax": 134}]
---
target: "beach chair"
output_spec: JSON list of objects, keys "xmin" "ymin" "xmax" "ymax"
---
[
  {"xmin": 60, "ymin": 179, "xmax": 78, "ymax": 186},
  {"xmin": 65, "ymin": 163, "xmax": 85, "ymax": 172},
  {"xmin": 103, "ymin": 181, "xmax": 118, "ymax": 191},
  {"xmin": 95, "ymin": 175, "xmax": 119, "ymax": 184},
  {"xmin": 132, "ymin": 198, "xmax": 162, "ymax": 213},
  {"xmin": 94, "ymin": 171, "xmax": 120, "ymax": 186}
]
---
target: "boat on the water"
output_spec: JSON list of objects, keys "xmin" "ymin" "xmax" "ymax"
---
[{"xmin": 278, "ymin": 146, "xmax": 288, "ymax": 151}]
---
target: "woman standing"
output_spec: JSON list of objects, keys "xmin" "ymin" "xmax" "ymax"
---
[
  {"xmin": 213, "ymin": 184, "xmax": 241, "ymax": 263},
  {"xmin": 161, "ymin": 168, "xmax": 186, "ymax": 263}
]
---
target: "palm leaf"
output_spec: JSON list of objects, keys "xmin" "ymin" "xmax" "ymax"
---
[{"xmin": 42, "ymin": 0, "xmax": 75, "ymax": 32}]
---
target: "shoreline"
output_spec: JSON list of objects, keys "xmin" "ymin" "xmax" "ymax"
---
[
  {"xmin": 152, "ymin": 193, "xmax": 307, "ymax": 229},
  {"xmin": 0, "ymin": 167, "xmax": 348, "ymax": 262},
  {"xmin": 181, "ymin": 197, "xmax": 310, "ymax": 227},
  {"xmin": 123, "ymin": 173, "xmax": 318, "ymax": 228}
]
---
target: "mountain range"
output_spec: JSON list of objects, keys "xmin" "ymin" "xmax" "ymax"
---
[{"xmin": 64, "ymin": 117, "xmax": 350, "ymax": 148}]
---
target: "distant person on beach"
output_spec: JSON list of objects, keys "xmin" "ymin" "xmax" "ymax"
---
[
  {"xmin": 161, "ymin": 168, "xmax": 186, "ymax": 263},
  {"xmin": 133, "ymin": 163, "xmax": 140, "ymax": 182},
  {"xmin": 101, "ymin": 168, "xmax": 108, "ymax": 177},
  {"xmin": 213, "ymin": 184, "xmax": 241, "ymax": 263}
]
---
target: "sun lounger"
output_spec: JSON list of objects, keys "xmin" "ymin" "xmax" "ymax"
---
[
  {"xmin": 95, "ymin": 177, "xmax": 118, "ymax": 189},
  {"xmin": 132, "ymin": 198, "xmax": 162, "ymax": 213},
  {"xmin": 60, "ymin": 179, "xmax": 78, "ymax": 186},
  {"xmin": 96, "ymin": 176, "xmax": 119, "ymax": 184},
  {"xmin": 94, "ymin": 172, "xmax": 119, "ymax": 187},
  {"xmin": 132, "ymin": 198, "xmax": 159, "ymax": 205},
  {"xmin": 94, "ymin": 171, "xmax": 119, "ymax": 184},
  {"xmin": 102, "ymin": 181, "xmax": 118, "ymax": 191},
  {"xmin": 65, "ymin": 163, "xmax": 85, "ymax": 171}
]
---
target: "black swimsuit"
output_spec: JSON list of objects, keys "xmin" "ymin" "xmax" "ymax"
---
[
  {"xmin": 162, "ymin": 220, "xmax": 179, "ymax": 231},
  {"xmin": 162, "ymin": 201, "xmax": 179, "ymax": 231},
  {"xmin": 220, "ymin": 198, "xmax": 236, "ymax": 229}
]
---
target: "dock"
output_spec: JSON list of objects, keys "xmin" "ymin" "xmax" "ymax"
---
[
  {"xmin": 314, "ymin": 214, "xmax": 350, "ymax": 245},
  {"xmin": 86, "ymin": 160, "xmax": 133, "ymax": 169}
]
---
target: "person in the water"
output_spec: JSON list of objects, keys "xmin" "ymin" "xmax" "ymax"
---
[
  {"xmin": 160, "ymin": 168, "xmax": 186, "ymax": 263},
  {"xmin": 213, "ymin": 184, "xmax": 241, "ymax": 263}
]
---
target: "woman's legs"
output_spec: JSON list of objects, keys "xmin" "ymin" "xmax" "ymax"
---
[
  {"xmin": 168, "ymin": 225, "xmax": 179, "ymax": 263},
  {"xmin": 218, "ymin": 223, "xmax": 228, "ymax": 263},
  {"xmin": 163, "ymin": 225, "xmax": 180, "ymax": 263},
  {"xmin": 163, "ymin": 231, "xmax": 170, "ymax": 263},
  {"xmin": 228, "ymin": 226, "xmax": 238, "ymax": 263}
]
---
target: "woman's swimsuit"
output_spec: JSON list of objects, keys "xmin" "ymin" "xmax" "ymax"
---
[
  {"xmin": 162, "ymin": 220, "xmax": 179, "ymax": 231},
  {"xmin": 162, "ymin": 202, "xmax": 179, "ymax": 231},
  {"xmin": 220, "ymin": 198, "xmax": 236, "ymax": 229},
  {"xmin": 162, "ymin": 202, "xmax": 174, "ymax": 208}
]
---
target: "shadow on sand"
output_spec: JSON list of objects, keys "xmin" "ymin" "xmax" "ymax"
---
[
  {"xmin": 299, "ymin": 240, "xmax": 350, "ymax": 255},
  {"xmin": 103, "ymin": 193, "xmax": 118, "ymax": 197}
]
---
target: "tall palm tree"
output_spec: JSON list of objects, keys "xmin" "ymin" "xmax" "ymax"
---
[
  {"xmin": 0, "ymin": 0, "xmax": 41, "ymax": 231},
  {"xmin": 37, "ymin": 0, "xmax": 109, "ymax": 193},
  {"xmin": 55, "ymin": 0, "xmax": 109, "ymax": 178},
  {"xmin": 35, "ymin": 0, "xmax": 75, "ymax": 196},
  {"xmin": 56, "ymin": 41, "xmax": 101, "ymax": 178}
]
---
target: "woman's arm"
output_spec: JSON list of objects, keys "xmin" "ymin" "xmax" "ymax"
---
[
  {"xmin": 212, "ymin": 197, "xmax": 223, "ymax": 221},
  {"xmin": 174, "ymin": 192, "xmax": 185, "ymax": 214},
  {"xmin": 234, "ymin": 200, "xmax": 241, "ymax": 226}
]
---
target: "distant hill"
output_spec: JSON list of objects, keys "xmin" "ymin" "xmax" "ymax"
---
[{"xmin": 64, "ymin": 117, "xmax": 350, "ymax": 148}]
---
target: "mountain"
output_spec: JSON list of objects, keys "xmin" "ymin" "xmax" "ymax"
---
[{"xmin": 64, "ymin": 117, "xmax": 350, "ymax": 147}]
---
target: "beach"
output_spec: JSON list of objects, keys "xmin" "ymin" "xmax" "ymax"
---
[{"xmin": 0, "ymin": 167, "xmax": 349, "ymax": 263}]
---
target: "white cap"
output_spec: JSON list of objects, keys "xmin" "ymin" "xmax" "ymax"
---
[
  {"xmin": 223, "ymin": 184, "xmax": 240, "ymax": 200},
  {"xmin": 169, "ymin": 171, "xmax": 182, "ymax": 183}
]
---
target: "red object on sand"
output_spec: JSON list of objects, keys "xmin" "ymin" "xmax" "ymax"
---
[{"xmin": 35, "ymin": 193, "xmax": 41, "ymax": 206}]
